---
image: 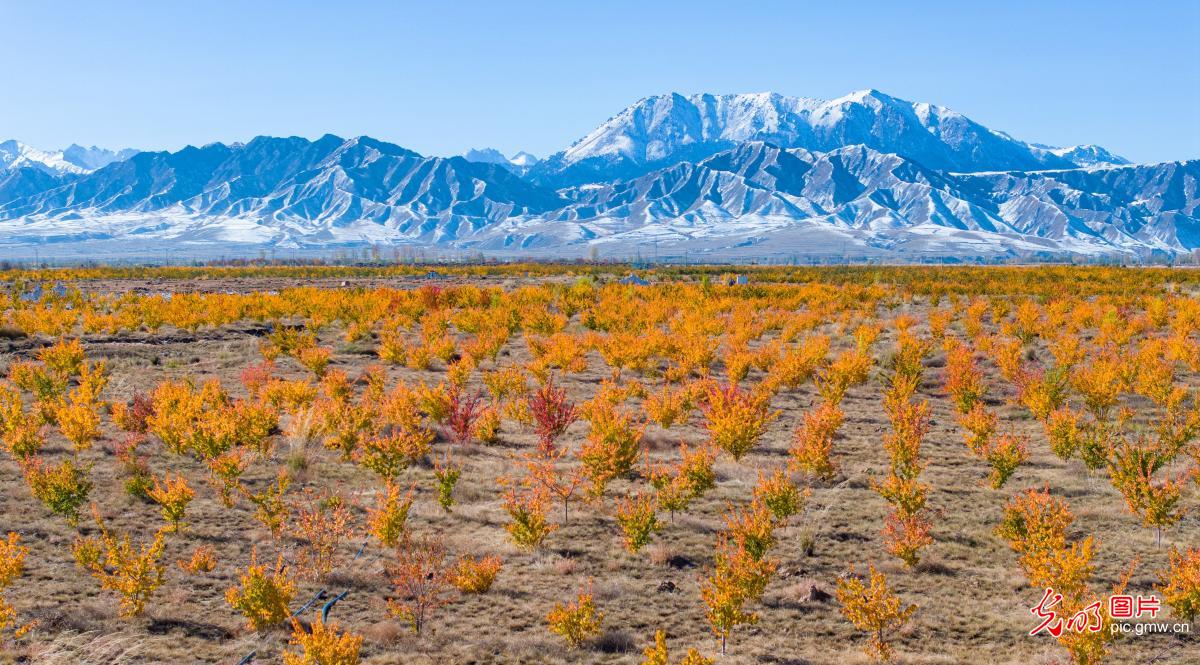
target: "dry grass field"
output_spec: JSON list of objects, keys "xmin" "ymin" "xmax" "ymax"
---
[{"xmin": 0, "ymin": 264, "xmax": 1197, "ymax": 665}]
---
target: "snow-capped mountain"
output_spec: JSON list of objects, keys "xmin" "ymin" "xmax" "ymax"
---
[
  {"xmin": 461, "ymin": 148, "xmax": 512, "ymax": 165},
  {"xmin": 462, "ymin": 148, "xmax": 540, "ymax": 176},
  {"xmin": 1031, "ymin": 143, "xmax": 1130, "ymax": 168},
  {"xmin": 61, "ymin": 144, "xmax": 140, "ymax": 171},
  {"xmin": 528, "ymin": 90, "xmax": 1127, "ymax": 187},
  {"xmin": 1, "ymin": 140, "xmax": 85, "ymax": 175},
  {"xmin": 507, "ymin": 151, "xmax": 540, "ymax": 177},
  {"xmin": 0, "ymin": 140, "xmax": 138, "ymax": 175},
  {"xmin": 509, "ymin": 151, "xmax": 540, "ymax": 168},
  {"xmin": 0, "ymin": 90, "xmax": 1193, "ymax": 260}
]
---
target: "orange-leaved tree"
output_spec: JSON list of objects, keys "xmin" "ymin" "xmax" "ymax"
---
[
  {"xmin": 282, "ymin": 616, "xmax": 363, "ymax": 665},
  {"xmin": 225, "ymin": 548, "xmax": 296, "ymax": 631},
  {"xmin": 72, "ymin": 507, "xmax": 167, "ymax": 618},
  {"xmin": 1156, "ymin": 546, "xmax": 1200, "ymax": 621},
  {"xmin": 547, "ymin": 582, "xmax": 603, "ymax": 649},
  {"xmin": 700, "ymin": 382, "xmax": 778, "ymax": 461},
  {"xmin": 0, "ymin": 532, "xmax": 28, "ymax": 632},
  {"xmin": 835, "ymin": 564, "xmax": 916, "ymax": 663}
]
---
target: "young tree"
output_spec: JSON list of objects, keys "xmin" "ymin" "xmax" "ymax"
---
[
  {"xmin": 643, "ymin": 629, "xmax": 670, "ymax": 665},
  {"xmin": 1107, "ymin": 438, "xmax": 1187, "ymax": 545},
  {"xmin": 433, "ymin": 457, "xmax": 462, "ymax": 512},
  {"xmin": 835, "ymin": 564, "xmax": 916, "ymax": 663},
  {"xmin": 243, "ymin": 469, "xmax": 292, "ymax": 538},
  {"xmin": 225, "ymin": 549, "xmax": 296, "ymax": 631},
  {"xmin": 547, "ymin": 583, "xmax": 603, "ymax": 649},
  {"xmin": 56, "ymin": 400, "xmax": 102, "ymax": 452},
  {"xmin": 72, "ymin": 508, "xmax": 167, "ymax": 618},
  {"xmin": 367, "ymin": 481, "xmax": 413, "ymax": 548},
  {"xmin": 1157, "ymin": 546, "xmax": 1200, "ymax": 621},
  {"xmin": 443, "ymin": 385, "xmax": 484, "ymax": 445},
  {"xmin": 723, "ymin": 501, "xmax": 777, "ymax": 562},
  {"xmin": 815, "ymin": 348, "xmax": 872, "ymax": 407},
  {"xmin": 874, "ymin": 377, "xmax": 933, "ymax": 567},
  {"xmin": 524, "ymin": 448, "xmax": 585, "ymax": 523},
  {"xmin": 753, "ymin": 469, "xmax": 809, "ymax": 523},
  {"xmin": 615, "ymin": 493, "xmax": 661, "ymax": 553},
  {"xmin": 207, "ymin": 447, "xmax": 250, "ymax": 507},
  {"xmin": 643, "ymin": 382, "xmax": 693, "ymax": 429},
  {"xmin": 943, "ymin": 339, "xmax": 985, "ymax": 414},
  {"xmin": 996, "ymin": 488, "xmax": 1074, "ymax": 585},
  {"xmin": 290, "ymin": 489, "xmax": 355, "ymax": 580},
  {"xmin": 22, "ymin": 456, "xmax": 92, "ymax": 526},
  {"xmin": 0, "ymin": 532, "xmax": 28, "ymax": 633},
  {"xmin": 282, "ymin": 617, "xmax": 363, "ymax": 665},
  {"xmin": 450, "ymin": 555, "xmax": 502, "ymax": 594},
  {"xmin": 788, "ymin": 400, "xmax": 844, "ymax": 480},
  {"xmin": 881, "ymin": 513, "xmax": 933, "ymax": 568},
  {"xmin": 502, "ymin": 486, "xmax": 557, "ymax": 550},
  {"xmin": 650, "ymin": 443, "xmax": 717, "ymax": 521},
  {"xmin": 957, "ymin": 403, "xmax": 996, "ymax": 457},
  {"xmin": 580, "ymin": 404, "xmax": 643, "ymax": 496},
  {"xmin": 701, "ymin": 383, "xmax": 778, "ymax": 461},
  {"xmin": 356, "ymin": 427, "xmax": 435, "ymax": 481},
  {"xmin": 984, "ymin": 432, "xmax": 1028, "ymax": 490},
  {"xmin": 641, "ymin": 630, "xmax": 714, "ymax": 665},
  {"xmin": 148, "ymin": 472, "xmax": 195, "ymax": 533},
  {"xmin": 529, "ymin": 377, "xmax": 578, "ymax": 453},
  {"xmin": 387, "ymin": 534, "xmax": 451, "ymax": 635},
  {"xmin": 178, "ymin": 545, "xmax": 218, "ymax": 575},
  {"xmin": 700, "ymin": 535, "xmax": 776, "ymax": 654}
]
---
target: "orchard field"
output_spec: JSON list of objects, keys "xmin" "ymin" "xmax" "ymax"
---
[{"xmin": 0, "ymin": 264, "xmax": 1197, "ymax": 665}]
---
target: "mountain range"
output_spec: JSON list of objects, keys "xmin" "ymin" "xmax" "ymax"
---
[{"xmin": 0, "ymin": 90, "xmax": 1194, "ymax": 261}]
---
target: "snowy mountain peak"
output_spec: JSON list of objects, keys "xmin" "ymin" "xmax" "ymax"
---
[
  {"xmin": 462, "ymin": 147, "xmax": 512, "ymax": 165},
  {"xmin": 61, "ymin": 144, "xmax": 140, "ymax": 171},
  {"xmin": 0, "ymin": 139, "xmax": 85, "ymax": 175},
  {"xmin": 836, "ymin": 88, "xmax": 894, "ymax": 105},
  {"xmin": 1, "ymin": 140, "xmax": 138, "ymax": 175},
  {"xmin": 461, "ymin": 147, "xmax": 539, "ymax": 175},
  {"xmin": 532, "ymin": 90, "xmax": 1122, "ymax": 186},
  {"xmin": 1036, "ymin": 144, "xmax": 1130, "ymax": 167},
  {"xmin": 508, "ymin": 151, "xmax": 539, "ymax": 167}
]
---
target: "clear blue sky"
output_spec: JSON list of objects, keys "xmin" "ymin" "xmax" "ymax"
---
[{"xmin": 2, "ymin": 0, "xmax": 1197, "ymax": 164}]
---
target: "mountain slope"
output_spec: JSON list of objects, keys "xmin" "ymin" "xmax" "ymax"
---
[
  {"xmin": 468, "ymin": 143, "xmax": 1197, "ymax": 257},
  {"xmin": 0, "ymin": 135, "xmax": 1193, "ymax": 256}
]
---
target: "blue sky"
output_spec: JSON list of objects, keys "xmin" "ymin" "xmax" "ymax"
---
[{"xmin": 2, "ymin": 0, "xmax": 1197, "ymax": 163}]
